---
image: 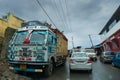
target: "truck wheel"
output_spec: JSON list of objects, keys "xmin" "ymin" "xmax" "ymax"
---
[
  {"xmin": 44, "ymin": 60, "xmax": 53, "ymax": 77},
  {"xmin": 88, "ymin": 69, "xmax": 92, "ymax": 73}
]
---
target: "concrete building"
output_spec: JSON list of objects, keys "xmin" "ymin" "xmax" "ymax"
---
[{"xmin": 99, "ymin": 6, "xmax": 120, "ymax": 52}]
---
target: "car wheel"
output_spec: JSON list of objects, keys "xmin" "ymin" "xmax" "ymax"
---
[
  {"xmin": 94, "ymin": 58, "xmax": 97, "ymax": 61},
  {"xmin": 96, "ymin": 58, "xmax": 97, "ymax": 61},
  {"xmin": 112, "ymin": 62, "xmax": 116, "ymax": 67},
  {"xmin": 70, "ymin": 69, "xmax": 73, "ymax": 72},
  {"xmin": 99, "ymin": 58, "xmax": 102, "ymax": 62},
  {"xmin": 102, "ymin": 59, "xmax": 105, "ymax": 63}
]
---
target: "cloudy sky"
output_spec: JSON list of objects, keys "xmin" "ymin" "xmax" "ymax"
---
[{"xmin": 0, "ymin": 0, "xmax": 120, "ymax": 49}]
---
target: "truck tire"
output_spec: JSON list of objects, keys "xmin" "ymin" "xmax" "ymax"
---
[
  {"xmin": 88, "ymin": 69, "xmax": 92, "ymax": 73},
  {"xmin": 44, "ymin": 59, "xmax": 53, "ymax": 77}
]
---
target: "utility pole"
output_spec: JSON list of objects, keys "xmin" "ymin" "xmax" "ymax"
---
[
  {"xmin": 88, "ymin": 34, "xmax": 94, "ymax": 48},
  {"xmin": 72, "ymin": 37, "xmax": 74, "ymax": 48},
  {"xmin": 71, "ymin": 36, "xmax": 75, "ymax": 53}
]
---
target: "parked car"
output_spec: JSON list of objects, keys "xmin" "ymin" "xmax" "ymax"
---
[
  {"xmin": 112, "ymin": 52, "xmax": 120, "ymax": 67},
  {"xmin": 86, "ymin": 52, "xmax": 97, "ymax": 61},
  {"xmin": 85, "ymin": 48, "xmax": 97, "ymax": 61},
  {"xmin": 69, "ymin": 52, "xmax": 92, "ymax": 73},
  {"xmin": 100, "ymin": 51, "xmax": 115, "ymax": 63}
]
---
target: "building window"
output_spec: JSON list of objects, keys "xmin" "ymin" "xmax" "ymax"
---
[{"xmin": 108, "ymin": 20, "xmax": 117, "ymax": 31}]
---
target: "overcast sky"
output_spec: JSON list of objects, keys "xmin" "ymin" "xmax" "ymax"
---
[{"xmin": 0, "ymin": 0, "xmax": 120, "ymax": 49}]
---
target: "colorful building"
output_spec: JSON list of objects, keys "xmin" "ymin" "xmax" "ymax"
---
[{"xmin": 99, "ymin": 6, "xmax": 120, "ymax": 53}]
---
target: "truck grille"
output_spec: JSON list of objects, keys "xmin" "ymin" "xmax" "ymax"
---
[{"xmin": 22, "ymin": 48, "xmax": 28, "ymax": 57}]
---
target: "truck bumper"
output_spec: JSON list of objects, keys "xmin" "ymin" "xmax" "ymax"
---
[
  {"xmin": 8, "ymin": 61, "xmax": 49, "ymax": 72},
  {"xmin": 9, "ymin": 66, "xmax": 43, "ymax": 72}
]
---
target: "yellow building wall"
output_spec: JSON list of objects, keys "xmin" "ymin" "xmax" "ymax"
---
[
  {"xmin": 8, "ymin": 13, "xmax": 25, "ymax": 29},
  {"xmin": 0, "ymin": 13, "xmax": 25, "ymax": 37},
  {"xmin": 0, "ymin": 19, "xmax": 8, "ymax": 37}
]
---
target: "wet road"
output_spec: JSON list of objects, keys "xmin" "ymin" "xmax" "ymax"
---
[{"xmin": 23, "ymin": 57, "xmax": 120, "ymax": 80}]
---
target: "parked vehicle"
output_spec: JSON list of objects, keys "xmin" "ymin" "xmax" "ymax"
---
[
  {"xmin": 86, "ymin": 52, "xmax": 97, "ymax": 61},
  {"xmin": 8, "ymin": 21, "xmax": 68, "ymax": 77},
  {"xmin": 100, "ymin": 51, "xmax": 115, "ymax": 63},
  {"xmin": 112, "ymin": 52, "xmax": 120, "ymax": 67},
  {"xmin": 85, "ymin": 48, "xmax": 97, "ymax": 61},
  {"xmin": 69, "ymin": 52, "xmax": 92, "ymax": 73}
]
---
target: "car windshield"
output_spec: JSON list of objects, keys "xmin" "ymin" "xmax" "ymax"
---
[
  {"xmin": 85, "ymin": 49, "xmax": 95, "ymax": 53},
  {"xmin": 72, "ymin": 53, "xmax": 87, "ymax": 57},
  {"xmin": 105, "ymin": 52, "xmax": 114, "ymax": 55}
]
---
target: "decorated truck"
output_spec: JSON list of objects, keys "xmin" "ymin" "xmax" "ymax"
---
[{"xmin": 8, "ymin": 21, "xmax": 68, "ymax": 76}]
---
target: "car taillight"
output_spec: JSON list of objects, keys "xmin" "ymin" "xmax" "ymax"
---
[
  {"xmin": 69, "ymin": 59, "xmax": 74, "ymax": 63},
  {"xmin": 27, "ymin": 57, "xmax": 32, "ymax": 61},
  {"xmin": 87, "ymin": 59, "xmax": 92, "ymax": 63},
  {"xmin": 20, "ymin": 57, "xmax": 25, "ymax": 60}
]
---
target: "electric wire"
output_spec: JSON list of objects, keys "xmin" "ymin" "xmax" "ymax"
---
[
  {"xmin": 65, "ymin": 0, "xmax": 73, "ymax": 33},
  {"xmin": 36, "ymin": 0, "xmax": 57, "ymax": 28},
  {"xmin": 58, "ymin": 0, "xmax": 69, "ymax": 32},
  {"xmin": 53, "ymin": 0, "xmax": 67, "ymax": 31}
]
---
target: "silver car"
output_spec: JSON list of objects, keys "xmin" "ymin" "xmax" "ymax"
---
[
  {"xmin": 69, "ymin": 52, "xmax": 92, "ymax": 73},
  {"xmin": 100, "ymin": 51, "xmax": 115, "ymax": 63}
]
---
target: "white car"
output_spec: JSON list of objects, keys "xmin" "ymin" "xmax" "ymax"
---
[
  {"xmin": 69, "ymin": 52, "xmax": 92, "ymax": 73},
  {"xmin": 86, "ymin": 52, "xmax": 97, "ymax": 61}
]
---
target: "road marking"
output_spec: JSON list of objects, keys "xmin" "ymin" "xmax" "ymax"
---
[
  {"xmin": 66, "ymin": 78, "xmax": 70, "ymax": 80},
  {"xmin": 108, "ymin": 75, "xmax": 113, "ymax": 80}
]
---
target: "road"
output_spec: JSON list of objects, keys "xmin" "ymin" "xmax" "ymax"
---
[{"xmin": 22, "ymin": 57, "xmax": 120, "ymax": 80}]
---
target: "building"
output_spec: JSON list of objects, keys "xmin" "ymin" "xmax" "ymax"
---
[
  {"xmin": 99, "ymin": 6, "xmax": 120, "ymax": 52},
  {"xmin": 0, "ymin": 13, "xmax": 25, "ymax": 44}
]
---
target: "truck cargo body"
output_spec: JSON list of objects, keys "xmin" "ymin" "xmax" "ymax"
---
[{"xmin": 8, "ymin": 21, "xmax": 68, "ymax": 76}]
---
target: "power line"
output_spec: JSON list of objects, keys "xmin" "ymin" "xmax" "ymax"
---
[
  {"xmin": 36, "ymin": 0, "xmax": 57, "ymax": 28},
  {"xmin": 65, "ymin": 0, "xmax": 73, "ymax": 33},
  {"xmin": 59, "ymin": 0, "xmax": 69, "ymax": 31},
  {"xmin": 53, "ymin": 0, "xmax": 67, "ymax": 31}
]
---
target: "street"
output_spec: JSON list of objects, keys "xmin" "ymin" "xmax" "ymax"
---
[{"xmin": 20, "ymin": 57, "xmax": 120, "ymax": 80}]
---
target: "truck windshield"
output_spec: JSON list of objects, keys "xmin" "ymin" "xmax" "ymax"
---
[
  {"xmin": 14, "ymin": 30, "xmax": 46, "ymax": 44},
  {"xmin": 30, "ymin": 31, "xmax": 45, "ymax": 44},
  {"xmin": 14, "ymin": 31, "xmax": 27, "ymax": 44}
]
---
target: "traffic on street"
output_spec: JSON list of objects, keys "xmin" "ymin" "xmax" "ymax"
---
[
  {"xmin": 0, "ymin": 0, "xmax": 120, "ymax": 80},
  {"xmin": 22, "ymin": 57, "xmax": 120, "ymax": 80}
]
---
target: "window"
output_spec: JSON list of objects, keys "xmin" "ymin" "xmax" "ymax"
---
[
  {"xmin": 30, "ymin": 31, "xmax": 45, "ymax": 44},
  {"xmin": 14, "ymin": 31, "xmax": 27, "ymax": 44},
  {"xmin": 109, "ymin": 20, "xmax": 117, "ymax": 30},
  {"xmin": 72, "ymin": 53, "xmax": 87, "ymax": 57}
]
